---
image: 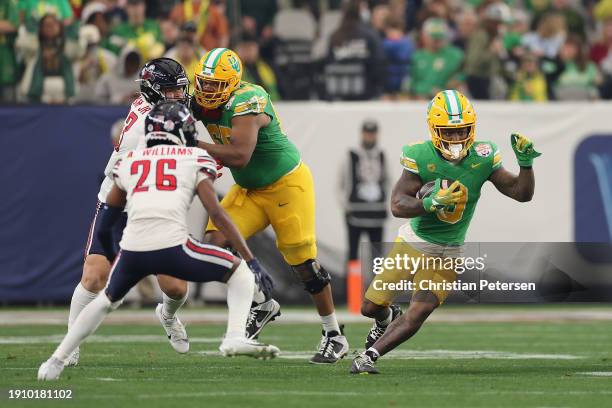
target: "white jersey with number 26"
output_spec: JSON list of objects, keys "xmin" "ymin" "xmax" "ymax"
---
[
  {"xmin": 112, "ymin": 146, "xmax": 218, "ymax": 252},
  {"xmin": 97, "ymin": 95, "xmax": 152, "ymax": 202}
]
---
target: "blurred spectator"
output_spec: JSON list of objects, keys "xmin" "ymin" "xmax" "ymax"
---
[
  {"xmin": 164, "ymin": 34, "xmax": 199, "ymax": 93},
  {"xmin": 160, "ymin": 18, "xmax": 179, "ymax": 51},
  {"xmin": 81, "ymin": 2, "xmax": 111, "ymax": 49},
  {"xmin": 595, "ymin": 0, "xmax": 612, "ymax": 22},
  {"xmin": 73, "ymin": 24, "xmax": 117, "ymax": 103},
  {"xmin": 236, "ymin": 33, "xmax": 279, "ymax": 100},
  {"xmin": 509, "ymin": 52, "xmax": 548, "ymax": 101},
  {"xmin": 104, "ymin": 0, "xmax": 128, "ymax": 29},
  {"xmin": 235, "ymin": 0, "xmax": 277, "ymax": 39},
  {"xmin": 531, "ymin": 0, "xmax": 585, "ymax": 39},
  {"xmin": 415, "ymin": 0, "xmax": 452, "ymax": 30},
  {"xmin": 17, "ymin": 14, "xmax": 76, "ymax": 103},
  {"xmin": 522, "ymin": 11, "xmax": 566, "ymax": 59},
  {"xmin": 554, "ymin": 34, "xmax": 601, "ymax": 100},
  {"xmin": 94, "ymin": 46, "xmax": 141, "ymax": 104},
  {"xmin": 452, "ymin": 8, "xmax": 478, "ymax": 51},
  {"xmin": 370, "ymin": 2, "xmax": 390, "ymax": 35},
  {"xmin": 105, "ymin": 0, "xmax": 163, "ymax": 61},
  {"xmin": 324, "ymin": 0, "xmax": 386, "ymax": 100},
  {"xmin": 591, "ymin": 19, "xmax": 612, "ymax": 98},
  {"xmin": 381, "ymin": 15, "xmax": 414, "ymax": 98},
  {"xmin": 0, "ymin": 0, "xmax": 19, "ymax": 103},
  {"xmin": 504, "ymin": 9, "xmax": 531, "ymax": 56},
  {"xmin": 409, "ymin": 17, "xmax": 463, "ymax": 99},
  {"xmin": 590, "ymin": 18, "xmax": 612, "ymax": 65},
  {"xmin": 339, "ymin": 119, "xmax": 388, "ymax": 263},
  {"xmin": 169, "ymin": 0, "xmax": 229, "ymax": 51},
  {"xmin": 18, "ymin": 0, "xmax": 73, "ymax": 31},
  {"xmin": 464, "ymin": 2, "xmax": 511, "ymax": 99}
]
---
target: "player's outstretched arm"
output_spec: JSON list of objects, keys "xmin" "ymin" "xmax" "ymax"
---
[
  {"xmin": 390, "ymin": 170, "xmax": 429, "ymax": 218},
  {"xmin": 488, "ymin": 133, "xmax": 540, "ymax": 203},
  {"xmin": 488, "ymin": 167, "xmax": 534, "ymax": 202},
  {"xmin": 197, "ymin": 178, "xmax": 254, "ymax": 261},
  {"xmin": 198, "ymin": 114, "xmax": 269, "ymax": 169}
]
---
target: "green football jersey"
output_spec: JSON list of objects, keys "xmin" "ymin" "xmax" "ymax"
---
[
  {"xmin": 192, "ymin": 81, "xmax": 301, "ymax": 189},
  {"xmin": 400, "ymin": 140, "xmax": 502, "ymax": 245}
]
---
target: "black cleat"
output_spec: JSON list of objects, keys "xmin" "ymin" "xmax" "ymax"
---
[
  {"xmin": 310, "ymin": 325, "xmax": 349, "ymax": 364},
  {"xmin": 365, "ymin": 304, "xmax": 402, "ymax": 349},
  {"xmin": 350, "ymin": 352, "xmax": 379, "ymax": 374},
  {"xmin": 246, "ymin": 299, "xmax": 281, "ymax": 340}
]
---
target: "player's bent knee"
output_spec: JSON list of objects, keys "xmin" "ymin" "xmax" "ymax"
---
[
  {"xmin": 157, "ymin": 275, "xmax": 188, "ymax": 299},
  {"xmin": 292, "ymin": 260, "xmax": 330, "ymax": 294},
  {"xmin": 409, "ymin": 299, "xmax": 438, "ymax": 320},
  {"xmin": 361, "ymin": 299, "xmax": 385, "ymax": 318},
  {"xmin": 82, "ymin": 254, "xmax": 112, "ymax": 292}
]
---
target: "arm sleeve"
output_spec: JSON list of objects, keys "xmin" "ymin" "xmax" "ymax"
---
[
  {"xmin": 490, "ymin": 142, "xmax": 502, "ymax": 171},
  {"xmin": 231, "ymin": 87, "xmax": 269, "ymax": 117},
  {"xmin": 400, "ymin": 145, "xmax": 419, "ymax": 174},
  {"xmin": 195, "ymin": 153, "xmax": 218, "ymax": 185},
  {"xmin": 112, "ymin": 159, "xmax": 126, "ymax": 191}
]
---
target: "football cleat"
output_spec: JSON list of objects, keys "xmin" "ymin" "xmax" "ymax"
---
[
  {"xmin": 365, "ymin": 304, "xmax": 403, "ymax": 349},
  {"xmin": 65, "ymin": 347, "xmax": 79, "ymax": 367},
  {"xmin": 155, "ymin": 304, "xmax": 189, "ymax": 354},
  {"xmin": 246, "ymin": 299, "xmax": 281, "ymax": 340},
  {"xmin": 350, "ymin": 352, "xmax": 380, "ymax": 374},
  {"xmin": 310, "ymin": 326, "xmax": 349, "ymax": 364},
  {"xmin": 38, "ymin": 357, "xmax": 65, "ymax": 381},
  {"xmin": 219, "ymin": 336, "xmax": 280, "ymax": 359}
]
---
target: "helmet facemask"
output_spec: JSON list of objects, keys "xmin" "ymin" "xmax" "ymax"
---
[
  {"xmin": 193, "ymin": 75, "xmax": 238, "ymax": 109},
  {"xmin": 432, "ymin": 124, "xmax": 474, "ymax": 161}
]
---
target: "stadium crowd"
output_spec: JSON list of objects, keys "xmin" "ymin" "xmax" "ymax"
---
[{"xmin": 1, "ymin": 0, "xmax": 612, "ymax": 104}]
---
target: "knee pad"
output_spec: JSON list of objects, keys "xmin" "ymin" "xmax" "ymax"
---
[{"xmin": 292, "ymin": 259, "xmax": 330, "ymax": 294}]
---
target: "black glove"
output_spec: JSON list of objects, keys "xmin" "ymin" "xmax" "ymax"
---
[{"xmin": 247, "ymin": 258, "xmax": 274, "ymax": 300}]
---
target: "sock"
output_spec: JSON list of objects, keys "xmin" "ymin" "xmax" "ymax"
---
[
  {"xmin": 68, "ymin": 283, "xmax": 99, "ymax": 329},
  {"xmin": 321, "ymin": 312, "xmax": 341, "ymax": 334},
  {"xmin": 53, "ymin": 294, "xmax": 116, "ymax": 362},
  {"xmin": 365, "ymin": 347, "xmax": 380, "ymax": 361},
  {"xmin": 225, "ymin": 260, "xmax": 255, "ymax": 338},
  {"xmin": 252, "ymin": 283, "xmax": 266, "ymax": 305},
  {"xmin": 161, "ymin": 289, "xmax": 188, "ymax": 320},
  {"xmin": 375, "ymin": 307, "xmax": 392, "ymax": 327}
]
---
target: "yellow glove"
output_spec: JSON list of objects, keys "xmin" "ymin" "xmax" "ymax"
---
[
  {"xmin": 422, "ymin": 179, "xmax": 465, "ymax": 212},
  {"xmin": 511, "ymin": 133, "xmax": 541, "ymax": 167}
]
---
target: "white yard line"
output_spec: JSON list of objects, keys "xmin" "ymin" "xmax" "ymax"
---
[
  {"xmin": 196, "ymin": 349, "xmax": 582, "ymax": 360},
  {"xmin": 0, "ymin": 335, "xmax": 222, "ymax": 344},
  {"xmin": 576, "ymin": 372, "xmax": 612, "ymax": 377},
  {"xmin": 3, "ymin": 309, "xmax": 612, "ymax": 326}
]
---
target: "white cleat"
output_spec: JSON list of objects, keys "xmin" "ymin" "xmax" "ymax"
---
[
  {"xmin": 155, "ymin": 304, "xmax": 189, "ymax": 354},
  {"xmin": 219, "ymin": 337, "xmax": 280, "ymax": 360},
  {"xmin": 65, "ymin": 348, "xmax": 79, "ymax": 367},
  {"xmin": 38, "ymin": 357, "xmax": 65, "ymax": 381}
]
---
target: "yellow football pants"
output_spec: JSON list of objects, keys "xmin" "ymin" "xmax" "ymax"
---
[{"xmin": 207, "ymin": 162, "xmax": 317, "ymax": 265}]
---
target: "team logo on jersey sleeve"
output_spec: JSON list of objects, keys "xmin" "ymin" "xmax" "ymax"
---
[
  {"xmin": 475, "ymin": 143, "xmax": 492, "ymax": 157},
  {"xmin": 427, "ymin": 163, "xmax": 436, "ymax": 172}
]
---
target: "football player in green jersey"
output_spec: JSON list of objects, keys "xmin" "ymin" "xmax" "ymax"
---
[
  {"xmin": 190, "ymin": 48, "xmax": 349, "ymax": 364},
  {"xmin": 351, "ymin": 90, "xmax": 541, "ymax": 374}
]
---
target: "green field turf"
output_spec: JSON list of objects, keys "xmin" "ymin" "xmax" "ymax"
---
[{"xmin": 1, "ymin": 317, "xmax": 612, "ymax": 408}]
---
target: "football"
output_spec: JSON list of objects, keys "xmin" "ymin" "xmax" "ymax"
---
[{"xmin": 416, "ymin": 179, "xmax": 457, "ymax": 199}]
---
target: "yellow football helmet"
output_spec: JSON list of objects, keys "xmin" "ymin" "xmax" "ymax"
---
[
  {"xmin": 193, "ymin": 48, "xmax": 242, "ymax": 109},
  {"xmin": 427, "ymin": 90, "xmax": 476, "ymax": 160}
]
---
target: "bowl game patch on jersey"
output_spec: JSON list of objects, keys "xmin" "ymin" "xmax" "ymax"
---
[{"xmin": 475, "ymin": 143, "xmax": 492, "ymax": 157}]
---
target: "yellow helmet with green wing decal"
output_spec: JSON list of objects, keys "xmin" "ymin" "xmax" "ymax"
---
[
  {"xmin": 427, "ymin": 90, "xmax": 476, "ymax": 160},
  {"xmin": 194, "ymin": 48, "xmax": 242, "ymax": 109}
]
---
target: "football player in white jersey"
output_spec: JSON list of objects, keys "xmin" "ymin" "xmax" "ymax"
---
[
  {"xmin": 39, "ymin": 101, "xmax": 278, "ymax": 381},
  {"xmin": 68, "ymin": 58, "xmax": 193, "ymax": 366}
]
